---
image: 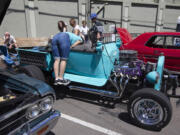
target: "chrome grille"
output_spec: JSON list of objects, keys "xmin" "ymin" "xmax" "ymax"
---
[
  {"xmin": 0, "ymin": 109, "xmax": 27, "ymax": 134},
  {"xmin": 18, "ymin": 50, "xmax": 47, "ymax": 68}
]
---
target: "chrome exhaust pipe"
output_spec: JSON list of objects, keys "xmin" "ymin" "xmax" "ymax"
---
[{"xmin": 68, "ymin": 85, "xmax": 119, "ymax": 98}]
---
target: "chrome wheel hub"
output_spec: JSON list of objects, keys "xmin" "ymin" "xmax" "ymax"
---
[{"xmin": 133, "ymin": 99, "xmax": 163, "ymax": 125}]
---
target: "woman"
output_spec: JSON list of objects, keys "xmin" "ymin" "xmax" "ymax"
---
[
  {"xmin": 52, "ymin": 31, "xmax": 83, "ymax": 85},
  {"xmin": 58, "ymin": 21, "xmax": 67, "ymax": 32},
  {"xmin": 80, "ymin": 20, "xmax": 89, "ymax": 42}
]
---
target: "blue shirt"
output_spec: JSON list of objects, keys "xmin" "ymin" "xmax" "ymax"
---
[{"xmin": 66, "ymin": 32, "xmax": 82, "ymax": 46}]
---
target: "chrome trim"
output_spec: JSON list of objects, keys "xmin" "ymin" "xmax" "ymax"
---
[
  {"xmin": 134, "ymin": 99, "xmax": 163, "ymax": 125},
  {"xmin": 30, "ymin": 110, "xmax": 60, "ymax": 133},
  {"xmin": 8, "ymin": 110, "xmax": 60, "ymax": 135}
]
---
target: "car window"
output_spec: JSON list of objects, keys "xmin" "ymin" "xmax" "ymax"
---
[
  {"xmin": 146, "ymin": 36, "xmax": 165, "ymax": 48},
  {"xmin": 165, "ymin": 36, "xmax": 180, "ymax": 49}
]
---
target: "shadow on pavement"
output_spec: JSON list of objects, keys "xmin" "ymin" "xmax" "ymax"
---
[
  {"xmin": 54, "ymin": 85, "xmax": 116, "ymax": 108},
  {"xmin": 46, "ymin": 131, "xmax": 55, "ymax": 135},
  {"xmin": 118, "ymin": 112, "xmax": 161, "ymax": 132}
]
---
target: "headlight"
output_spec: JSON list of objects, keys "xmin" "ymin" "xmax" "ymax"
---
[
  {"xmin": 26, "ymin": 105, "xmax": 40, "ymax": 119},
  {"xmin": 39, "ymin": 96, "xmax": 53, "ymax": 112},
  {"xmin": 146, "ymin": 71, "xmax": 159, "ymax": 84}
]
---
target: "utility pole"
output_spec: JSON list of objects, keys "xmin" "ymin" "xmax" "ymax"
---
[
  {"xmin": 155, "ymin": 0, "xmax": 165, "ymax": 31},
  {"xmin": 85, "ymin": 0, "xmax": 91, "ymax": 27}
]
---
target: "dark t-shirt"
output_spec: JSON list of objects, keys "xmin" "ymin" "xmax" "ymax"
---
[
  {"xmin": 91, "ymin": 21, "xmax": 103, "ymax": 34},
  {"xmin": 89, "ymin": 21, "xmax": 104, "ymax": 46}
]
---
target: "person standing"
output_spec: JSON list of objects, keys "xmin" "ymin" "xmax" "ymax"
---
[
  {"xmin": 80, "ymin": 20, "xmax": 89, "ymax": 42},
  {"xmin": 52, "ymin": 31, "xmax": 83, "ymax": 85},
  {"xmin": 58, "ymin": 20, "xmax": 67, "ymax": 32},
  {"xmin": 89, "ymin": 13, "xmax": 104, "ymax": 46},
  {"xmin": 69, "ymin": 18, "xmax": 81, "ymax": 36},
  {"xmin": 176, "ymin": 16, "xmax": 180, "ymax": 32}
]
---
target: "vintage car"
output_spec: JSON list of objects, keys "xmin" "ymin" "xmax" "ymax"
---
[
  {"xmin": 0, "ymin": 1, "xmax": 60, "ymax": 134},
  {"xmin": 0, "ymin": 68, "xmax": 60, "ymax": 135},
  {"xmin": 17, "ymin": 28, "xmax": 179, "ymax": 131},
  {"xmin": 117, "ymin": 29, "xmax": 180, "ymax": 74}
]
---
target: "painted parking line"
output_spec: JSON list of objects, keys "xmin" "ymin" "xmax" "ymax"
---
[{"xmin": 61, "ymin": 113, "xmax": 123, "ymax": 135}]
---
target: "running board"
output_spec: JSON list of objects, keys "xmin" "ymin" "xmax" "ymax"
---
[{"xmin": 68, "ymin": 85, "xmax": 120, "ymax": 98}]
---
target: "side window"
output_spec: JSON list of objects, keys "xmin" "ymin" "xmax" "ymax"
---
[
  {"xmin": 165, "ymin": 36, "xmax": 180, "ymax": 49},
  {"xmin": 146, "ymin": 36, "xmax": 165, "ymax": 48}
]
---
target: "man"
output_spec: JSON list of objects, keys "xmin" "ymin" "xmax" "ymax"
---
[
  {"xmin": 69, "ymin": 18, "xmax": 81, "ymax": 36},
  {"xmin": 3, "ymin": 32, "xmax": 18, "ymax": 49},
  {"xmin": 89, "ymin": 13, "xmax": 104, "ymax": 46},
  {"xmin": 52, "ymin": 32, "xmax": 83, "ymax": 85}
]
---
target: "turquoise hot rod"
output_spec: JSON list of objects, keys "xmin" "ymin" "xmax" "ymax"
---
[{"xmin": 17, "ymin": 31, "xmax": 179, "ymax": 130}]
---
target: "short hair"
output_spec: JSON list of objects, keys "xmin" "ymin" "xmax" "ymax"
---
[
  {"xmin": 82, "ymin": 20, "xmax": 87, "ymax": 25},
  {"xmin": 69, "ymin": 18, "xmax": 76, "ymax": 25}
]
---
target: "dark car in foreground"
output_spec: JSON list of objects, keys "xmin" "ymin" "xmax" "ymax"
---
[
  {"xmin": 117, "ymin": 28, "xmax": 180, "ymax": 73},
  {"xmin": 0, "ymin": 68, "xmax": 60, "ymax": 135},
  {"xmin": 0, "ymin": 1, "xmax": 60, "ymax": 134}
]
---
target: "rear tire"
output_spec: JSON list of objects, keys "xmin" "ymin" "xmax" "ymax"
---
[
  {"xmin": 18, "ymin": 65, "xmax": 45, "ymax": 82},
  {"xmin": 128, "ymin": 88, "xmax": 172, "ymax": 131}
]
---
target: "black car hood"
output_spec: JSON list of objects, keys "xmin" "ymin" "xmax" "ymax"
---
[
  {"xmin": 0, "ymin": 0, "xmax": 11, "ymax": 25},
  {"xmin": 0, "ymin": 69, "xmax": 55, "ymax": 97}
]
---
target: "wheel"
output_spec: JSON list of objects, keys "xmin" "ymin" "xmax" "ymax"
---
[
  {"xmin": 18, "ymin": 65, "xmax": 45, "ymax": 82},
  {"xmin": 128, "ymin": 88, "xmax": 172, "ymax": 130}
]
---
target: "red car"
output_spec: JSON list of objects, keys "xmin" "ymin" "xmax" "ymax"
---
[{"xmin": 118, "ymin": 30, "xmax": 180, "ymax": 73}]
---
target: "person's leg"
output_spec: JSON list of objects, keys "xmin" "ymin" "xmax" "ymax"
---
[
  {"xmin": 59, "ymin": 60, "xmax": 66, "ymax": 79},
  {"xmin": 56, "ymin": 33, "xmax": 71, "ymax": 85},
  {"xmin": 54, "ymin": 58, "xmax": 60, "ymax": 80},
  {"xmin": 51, "ymin": 35, "xmax": 61, "ymax": 81}
]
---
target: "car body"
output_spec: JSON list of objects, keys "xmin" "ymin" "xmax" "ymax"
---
[
  {"xmin": 17, "ymin": 31, "xmax": 179, "ymax": 130},
  {"xmin": 0, "ymin": 1, "xmax": 60, "ymax": 134},
  {"xmin": 0, "ymin": 69, "xmax": 60, "ymax": 135},
  {"xmin": 119, "ymin": 31, "xmax": 180, "ymax": 73}
]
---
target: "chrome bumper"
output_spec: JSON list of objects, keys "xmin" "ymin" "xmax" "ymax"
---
[{"xmin": 9, "ymin": 110, "xmax": 60, "ymax": 135}]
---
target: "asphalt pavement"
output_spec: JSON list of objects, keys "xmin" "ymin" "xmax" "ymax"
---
[{"xmin": 51, "ymin": 87, "xmax": 180, "ymax": 135}]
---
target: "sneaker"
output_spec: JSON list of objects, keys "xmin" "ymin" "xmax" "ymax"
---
[
  {"xmin": 54, "ymin": 79, "xmax": 59, "ymax": 85},
  {"xmin": 55, "ymin": 79, "xmax": 70, "ymax": 86}
]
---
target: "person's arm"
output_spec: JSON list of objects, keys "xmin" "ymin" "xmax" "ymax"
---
[
  {"xmin": 4, "ymin": 37, "xmax": 9, "ymax": 44},
  {"xmin": 9, "ymin": 42, "xmax": 18, "ymax": 48},
  {"xmin": 70, "ymin": 40, "xmax": 82, "ymax": 48},
  {"xmin": 63, "ymin": 27, "xmax": 67, "ymax": 32},
  {"xmin": 97, "ymin": 32, "xmax": 101, "ymax": 39}
]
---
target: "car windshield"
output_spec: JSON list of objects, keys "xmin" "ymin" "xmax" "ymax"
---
[{"xmin": 146, "ymin": 35, "xmax": 180, "ymax": 49}]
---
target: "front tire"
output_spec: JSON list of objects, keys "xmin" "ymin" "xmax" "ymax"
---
[{"xmin": 128, "ymin": 88, "xmax": 172, "ymax": 130}]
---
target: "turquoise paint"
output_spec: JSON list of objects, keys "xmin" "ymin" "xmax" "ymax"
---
[
  {"xmin": 96, "ymin": 41, "xmax": 103, "ymax": 52},
  {"xmin": 45, "ymin": 53, "xmax": 53, "ymax": 71},
  {"xmin": 17, "ymin": 39, "xmax": 122, "ymax": 87},
  {"xmin": 64, "ymin": 73, "xmax": 107, "ymax": 86},
  {"xmin": 116, "ymin": 38, "xmax": 121, "ymax": 48},
  {"xmin": 64, "ymin": 41, "xmax": 120, "ymax": 86},
  {"xmin": 146, "ymin": 71, "xmax": 158, "ymax": 84},
  {"xmin": 154, "ymin": 56, "xmax": 165, "ymax": 91}
]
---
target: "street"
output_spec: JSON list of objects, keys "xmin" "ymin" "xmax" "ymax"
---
[{"xmin": 51, "ymin": 87, "xmax": 180, "ymax": 135}]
